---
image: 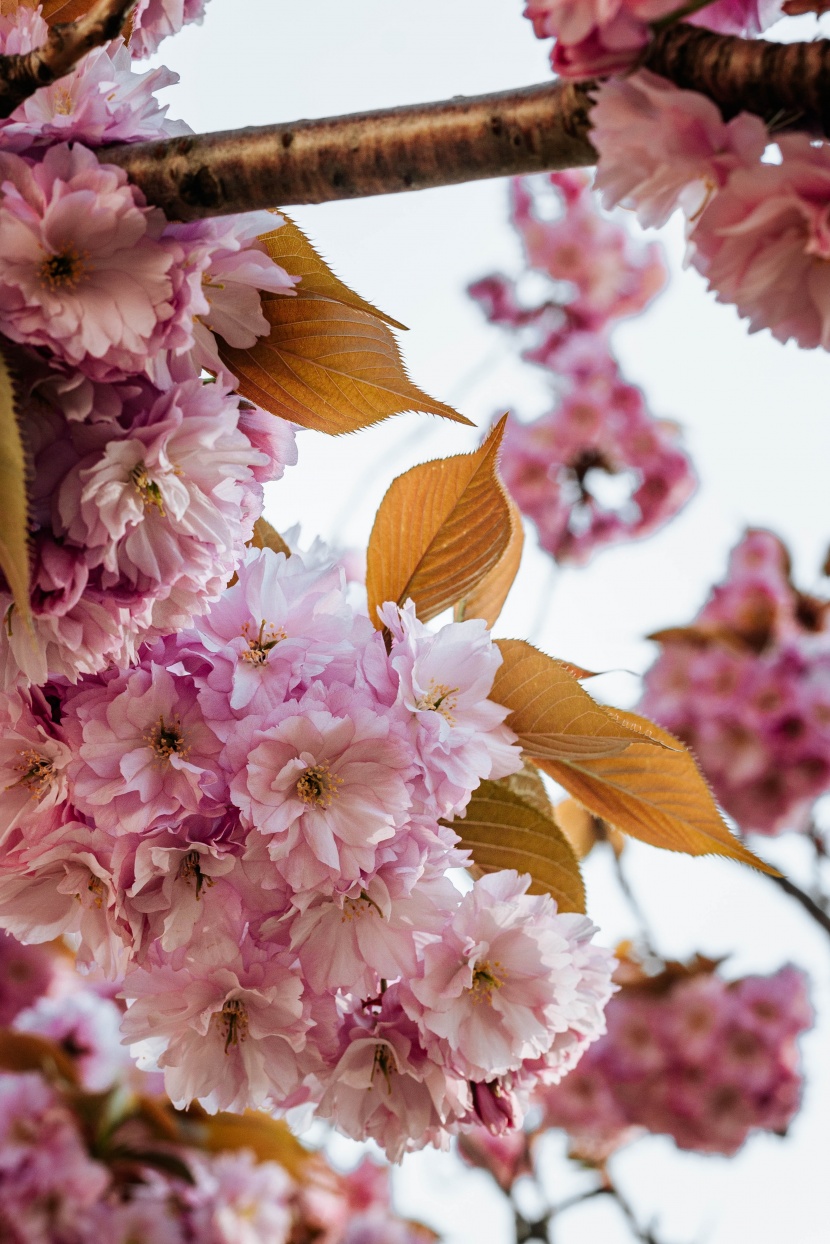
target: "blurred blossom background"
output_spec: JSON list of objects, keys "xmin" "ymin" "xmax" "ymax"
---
[{"xmin": 147, "ymin": 3, "xmax": 830, "ymax": 1240}]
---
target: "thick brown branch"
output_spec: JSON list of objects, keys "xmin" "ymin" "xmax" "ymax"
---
[
  {"xmin": 644, "ymin": 22, "xmax": 830, "ymax": 134},
  {"xmin": 103, "ymin": 81, "xmax": 597, "ymax": 220},
  {"xmin": 0, "ymin": 0, "xmax": 136, "ymax": 120},
  {"xmin": 101, "ymin": 24, "xmax": 830, "ymax": 221}
]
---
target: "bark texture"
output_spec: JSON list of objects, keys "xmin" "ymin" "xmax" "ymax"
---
[
  {"xmin": 0, "ymin": 0, "xmax": 136, "ymax": 119},
  {"xmin": 102, "ymin": 24, "xmax": 830, "ymax": 220}
]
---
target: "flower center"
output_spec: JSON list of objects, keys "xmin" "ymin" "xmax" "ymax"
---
[
  {"xmin": 414, "ymin": 680, "xmax": 459, "ymax": 723},
  {"xmin": 52, "ymin": 88, "xmax": 74, "ymax": 116},
  {"xmin": 130, "ymin": 463, "xmax": 166, "ymax": 514},
  {"xmin": 178, "ymin": 849, "xmax": 212, "ymax": 898},
  {"xmin": 371, "ymin": 1043, "xmax": 396, "ymax": 1092},
  {"xmin": 219, "ymin": 998, "xmax": 249, "ymax": 1053},
  {"xmin": 39, "ymin": 244, "xmax": 88, "ymax": 289},
  {"xmin": 6, "ymin": 749, "xmax": 55, "ymax": 799},
  {"xmin": 240, "ymin": 618, "xmax": 287, "ymax": 666},
  {"xmin": 86, "ymin": 874, "xmax": 105, "ymax": 908},
  {"xmin": 469, "ymin": 960, "xmax": 504, "ymax": 1005},
  {"xmin": 296, "ymin": 761, "xmax": 342, "ymax": 808},
  {"xmin": 144, "ymin": 715, "xmax": 188, "ymax": 764},
  {"xmin": 341, "ymin": 890, "xmax": 383, "ymax": 922}
]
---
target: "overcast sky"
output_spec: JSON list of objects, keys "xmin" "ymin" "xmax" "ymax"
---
[{"xmin": 150, "ymin": 6, "xmax": 830, "ymax": 1240}]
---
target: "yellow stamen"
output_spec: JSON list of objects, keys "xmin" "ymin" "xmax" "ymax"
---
[
  {"xmin": 469, "ymin": 959, "xmax": 504, "ymax": 1005},
  {"xmin": 296, "ymin": 761, "xmax": 342, "ymax": 808},
  {"xmin": 130, "ymin": 463, "xmax": 166, "ymax": 515},
  {"xmin": 144, "ymin": 715, "xmax": 189, "ymax": 764},
  {"xmin": 414, "ymin": 681, "xmax": 459, "ymax": 724},
  {"xmin": 39, "ymin": 244, "xmax": 88, "ymax": 289},
  {"xmin": 6, "ymin": 750, "xmax": 55, "ymax": 800},
  {"xmin": 239, "ymin": 618, "xmax": 287, "ymax": 666}
]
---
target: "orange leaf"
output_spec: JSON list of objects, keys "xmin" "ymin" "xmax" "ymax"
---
[
  {"xmin": 537, "ymin": 708, "xmax": 775, "ymax": 873},
  {"xmin": 452, "ymin": 778, "xmax": 585, "ymax": 913},
  {"xmin": 258, "ymin": 215, "xmax": 406, "ymax": 329},
  {"xmin": 366, "ymin": 417, "xmax": 511, "ymax": 626},
  {"xmin": 555, "ymin": 796, "xmax": 625, "ymax": 859},
  {"xmin": 455, "ymin": 492, "xmax": 524, "ymax": 629},
  {"xmin": 491, "ymin": 640, "xmax": 661, "ymax": 761},
  {"xmin": 0, "ymin": 1029, "xmax": 79, "ymax": 1085},
  {"xmin": 0, "ymin": 345, "xmax": 31, "ymax": 631},
  {"xmin": 249, "ymin": 517, "xmax": 290, "ymax": 558},
  {"xmin": 218, "ymin": 296, "xmax": 468, "ymax": 436}
]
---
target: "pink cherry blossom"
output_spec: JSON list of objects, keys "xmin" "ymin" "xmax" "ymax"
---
[
  {"xmin": 230, "ymin": 682, "xmax": 415, "ymax": 892},
  {"xmin": 130, "ymin": 0, "xmax": 210, "ymax": 58},
  {"xmin": 688, "ymin": 134, "xmax": 830, "ymax": 350},
  {"xmin": 188, "ymin": 1151, "xmax": 292, "ymax": 1244},
  {"xmin": 0, "ymin": 687, "xmax": 73, "ymax": 850},
  {"xmin": 67, "ymin": 662, "xmax": 225, "ymax": 835},
  {"xmin": 378, "ymin": 602, "xmax": 521, "ymax": 818},
  {"xmin": 317, "ymin": 988, "xmax": 470, "ymax": 1161},
  {"xmin": 121, "ymin": 946, "xmax": 310, "ymax": 1112},
  {"xmin": 405, "ymin": 871, "xmax": 615, "ymax": 1081},
  {"xmin": 0, "ymin": 931, "xmax": 55, "ymax": 1025},
  {"xmin": 15, "ymin": 990, "xmax": 129, "ymax": 1090},
  {"xmin": 591, "ymin": 70, "xmax": 768, "ymax": 229},
  {"xmin": 192, "ymin": 547, "xmax": 355, "ymax": 720},
  {"xmin": 0, "ymin": 143, "xmax": 196, "ymax": 380},
  {"xmin": 523, "ymin": 0, "xmax": 681, "ymax": 79},
  {"xmin": 0, "ymin": 36, "xmax": 190, "ymax": 152},
  {"xmin": 687, "ymin": 0, "xmax": 783, "ymax": 34}
]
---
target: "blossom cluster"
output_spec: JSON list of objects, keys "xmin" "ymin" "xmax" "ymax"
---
[
  {"xmin": 0, "ymin": 935, "xmax": 435, "ymax": 1244},
  {"xmin": 0, "ymin": 2, "xmax": 619, "ymax": 1162},
  {"xmin": 641, "ymin": 529, "xmax": 830, "ymax": 835},
  {"xmin": 469, "ymin": 173, "xmax": 695, "ymax": 563},
  {"xmin": 0, "ymin": 540, "xmax": 615, "ymax": 1156},
  {"xmin": 0, "ymin": 6, "xmax": 298, "ymax": 687},
  {"xmin": 523, "ymin": 0, "xmax": 783, "ymax": 81},
  {"xmin": 590, "ymin": 68, "xmax": 830, "ymax": 352},
  {"xmin": 537, "ymin": 961, "xmax": 811, "ymax": 1158}
]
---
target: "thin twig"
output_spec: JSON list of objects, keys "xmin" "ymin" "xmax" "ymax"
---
[
  {"xmin": 0, "ymin": 0, "xmax": 137, "ymax": 120},
  {"xmin": 767, "ymin": 870, "xmax": 830, "ymax": 940},
  {"xmin": 100, "ymin": 26, "xmax": 830, "ymax": 220},
  {"xmin": 612, "ymin": 850, "xmax": 660, "ymax": 958},
  {"xmin": 608, "ymin": 1184, "xmax": 665, "ymax": 1244}
]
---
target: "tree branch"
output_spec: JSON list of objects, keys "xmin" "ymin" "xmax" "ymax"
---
[
  {"xmin": 99, "ymin": 24, "xmax": 830, "ymax": 221},
  {"xmin": 768, "ymin": 871, "xmax": 830, "ymax": 941},
  {"xmin": 0, "ymin": 0, "xmax": 137, "ymax": 120}
]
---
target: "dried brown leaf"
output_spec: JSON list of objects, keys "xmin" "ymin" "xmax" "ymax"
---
[
  {"xmin": 366, "ymin": 417, "xmax": 511, "ymax": 626},
  {"xmin": 454, "ymin": 490, "xmax": 523, "ymax": 629},
  {"xmin": 537, "ymin": 708, "xmax": 775, "ymax": 873},
  {"xmin": 185, "ymin": 1108, "xmax": 319, "ymax": 1182},
  {"xmin": 491, "ymin": 640, "xmax": 662, "ymax": 761},
  {"xmin": 0, "ymin": 346, "xmax": 30, "ymax": 630},
  {"xmin": 258, "ymin": 215, "xmax": 406, "ymax": 329},
  {"xmin": 218, "ymin": 296, "xmax": 468, "ymax": 436},
  {"xmin": 453, "ymin": 778, "xmax": 585, "ymax": 913}
]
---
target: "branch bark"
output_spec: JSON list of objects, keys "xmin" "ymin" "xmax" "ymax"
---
[
  {"xmin": 768, "ymin": 871, "xmax": 830, "ymax": 941},
  {"xmin": 0, "ymin": 0, "xmax": 136, "ymax": 120},
  {"xmin": 99, "ymin": 24, "xmax": 830, "ymax": 221}
]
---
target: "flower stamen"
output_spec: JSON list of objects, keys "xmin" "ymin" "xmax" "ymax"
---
[
  {"xmin": 130, "ymin": 463, "xmax": 166, "ymax": 514},
  {"xmin": 414, "ymin": 680, "xmax": 460, "ymax": 724},
  {"xmin": 6, "ymin": 749, "xmax": 55, "ymax": 800},
  {"xmin": 39, "ymin": 244, "xmax": 88, "ymax": 289},
  {"xmin": 219, "ymin": 998, "xmax": 249, "ymax": 1053},
  {"xmin": 240, "ymin": 618, "xmax": 287, "ymax": 666},
  {"xmin": 469, "ymin": 959, "xmax": 504, "ymax": 1005},
  {"xmin": 296, "ymin": 761, "xmax": 342, "ymax": 808},
  {"xmin": 144, "ymin": 715, "xmax": 189, "ymax": 764},
  {"xmin": 178, "ymin": 849, "xmax": 213, "ymax": 899}
]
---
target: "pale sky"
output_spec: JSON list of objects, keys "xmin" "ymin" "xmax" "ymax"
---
[{"xmin": 150, "ymin": 5, "xmax": 830, "ymax": 1241}]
